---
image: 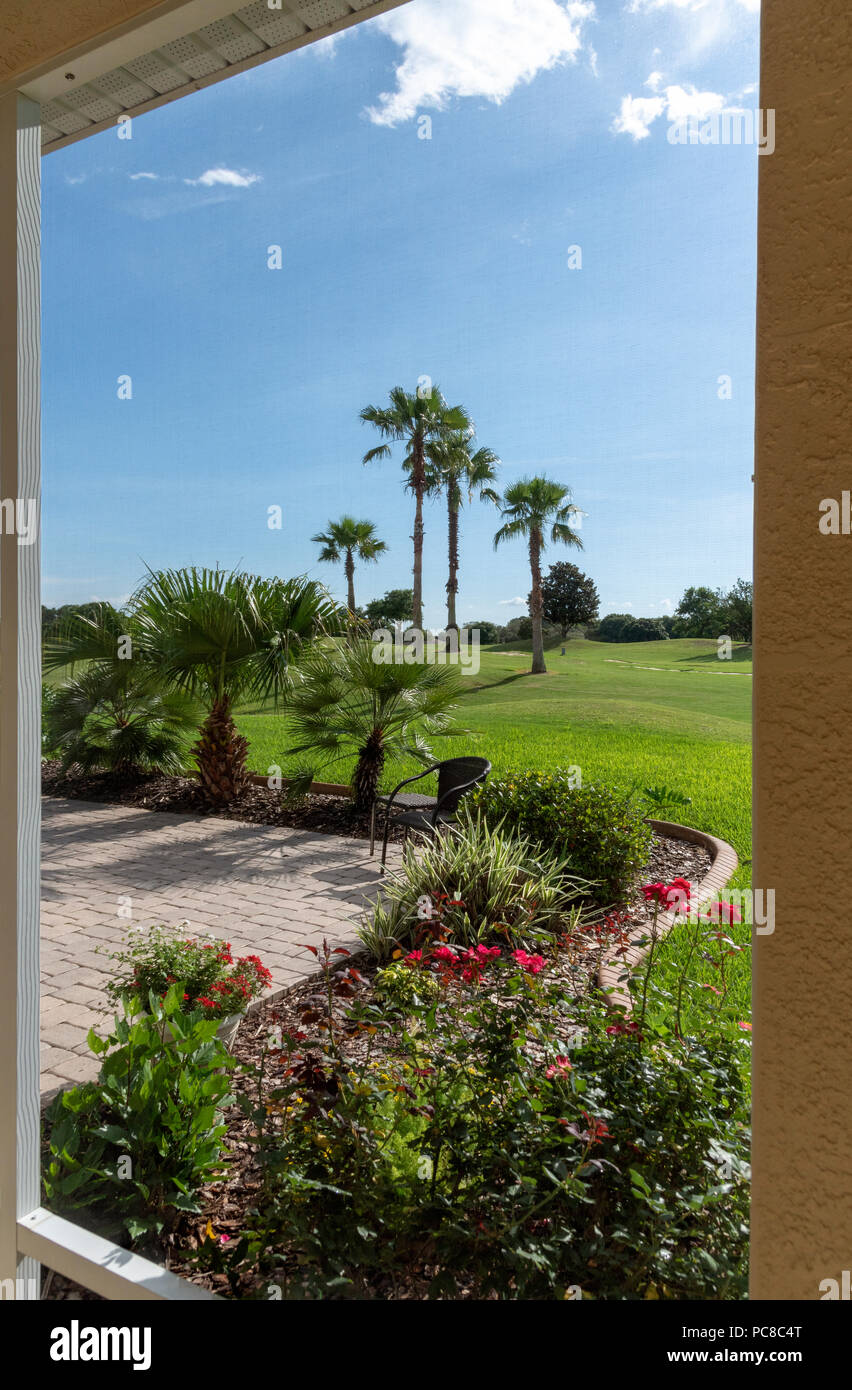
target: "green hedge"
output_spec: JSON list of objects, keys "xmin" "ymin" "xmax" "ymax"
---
[{"xmin": 471, "ymin": 769, "xmax": 653, "ymax": 905}]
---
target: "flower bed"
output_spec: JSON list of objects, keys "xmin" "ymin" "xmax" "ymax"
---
[{"xmin": 170, "ymin": 900, "xmax": 750, "ymax": 1301}]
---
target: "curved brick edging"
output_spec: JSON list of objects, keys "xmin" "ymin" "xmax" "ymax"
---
[{"xmin": 597, "ymin": 819, "xmax": 739, "ymax": 1014}]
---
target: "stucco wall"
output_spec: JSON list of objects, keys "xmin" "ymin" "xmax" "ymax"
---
[
  {"xmin": 0, "ymin": 1, "xmax": 178, "ymax": 84},
  {"xmin": 752, "ymin": 0, "xmax": 852, "ymax": 1299}
]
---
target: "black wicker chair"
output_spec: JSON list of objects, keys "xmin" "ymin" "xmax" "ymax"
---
[{"xmin": 377, "ymin": 756, "xmax": 491, "ymax": 872}]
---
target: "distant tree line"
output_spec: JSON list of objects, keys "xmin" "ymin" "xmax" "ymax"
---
[{"xmin": 590, "ymin": 581, "xmax": 752, "ymax": 645}]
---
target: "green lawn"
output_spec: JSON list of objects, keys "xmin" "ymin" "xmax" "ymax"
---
[{"xmin": 236, "ymin": 636, "xmax": 753, "ymax": 1034}]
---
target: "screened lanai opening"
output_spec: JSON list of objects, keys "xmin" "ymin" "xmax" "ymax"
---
[{"xmin": 13, "ymin": 0, "xmax": 760, "ymax": 1302}]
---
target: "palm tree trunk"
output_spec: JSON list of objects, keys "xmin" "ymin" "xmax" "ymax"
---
[
  {"xmin": 446, "ymin": 483, "xmax": 460, "ymax": 630},
  {"xmin": 529, "ymin": 530, "xmax": 546, "ymax": 675},
  {"xmin": 352, "ymin": 727, "xmax": 385, "ymax": 814},
  {"xmin": 411, "ymin": 434, "xmax": 425, "ymax": 630},
  {"xmin": 194, "ymin": 695, "xmax": 250, "ymax": 806},
  {"xmin": 345, "ymin": 548, "xmax": 356, "ymax": 615}
]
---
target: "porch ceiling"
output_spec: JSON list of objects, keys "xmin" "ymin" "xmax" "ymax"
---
[{"xmin": 24, "ymin": 0, "xmax": 408, "ymax": 154}]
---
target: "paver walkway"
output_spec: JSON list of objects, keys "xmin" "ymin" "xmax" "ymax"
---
[{"xmin": 40, "ymin": 797, "xmax": 401, "ymax": 1096}]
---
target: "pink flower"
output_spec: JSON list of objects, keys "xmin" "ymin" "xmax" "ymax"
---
[
  {"xmin": 737, "ymin": 1021, "xmax": 752, "ymax": 1032},
  {"xmin": 511, "ymin": 949, "xmax": 547, "ymax": 975},
  {"xmin": 545, "ymin": 1056, "xmax": 572, "ymax": 1078}
]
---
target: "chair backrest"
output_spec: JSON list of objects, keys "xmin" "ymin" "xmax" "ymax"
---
[{"xmin": 435, "ymin": 757, "xmax": 491, "ymax": 816}]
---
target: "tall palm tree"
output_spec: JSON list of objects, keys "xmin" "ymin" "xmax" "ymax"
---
[
  {"xmin": 494, "ymin": 478, "xmax": 584, "ymax": 675},
  {"xmin": 361, "ymin": 385, "xmax": 471, "ymax": 629},
  {"xmin": 425, "ymin": 431, "xmax": 500, "ymax": 630},
  {"xmin": 311, "ymin": 516, "xmax": 386, "ymax": 616},
  {"xmin": 131, "ymin": 567, "xmax": 340, "ymax": 806}
]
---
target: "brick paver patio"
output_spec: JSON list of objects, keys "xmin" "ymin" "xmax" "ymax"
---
[{"xmin": 40, "ymin": 797, "xmax": 401, "ymax": 1096}]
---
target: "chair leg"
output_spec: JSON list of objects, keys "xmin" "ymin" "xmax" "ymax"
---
[{"xmin": 380, "ymin": 811, "xmax": 391, "ymax": 874}]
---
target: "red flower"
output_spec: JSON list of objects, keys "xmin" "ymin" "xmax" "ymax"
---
[
  {"xmin": 702, "ymin": 901, "xmax": 743, "ymax": 924},
  {"xmin": 581, "ymin": 1110, "xmax": 611, "ymax": 1144},
  {"xmin": 606, "ymin": 1020, "xmax": 643, "ymax": 1039}
]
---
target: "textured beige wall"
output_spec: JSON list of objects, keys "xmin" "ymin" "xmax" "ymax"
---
[
  {"xmin": 752, "ymin": 0, "xmax": 852, "ymax": 1299},
  {"xmin": 0, "ymin": 1, "xmax": 176, "ymax": 83}
]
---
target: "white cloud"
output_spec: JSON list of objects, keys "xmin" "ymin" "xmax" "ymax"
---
[
  {"xmin": 183, "ymin": 167, "xmax": 261, "ymax": 188},
  {"xmin": 65, "ymin": 173, "xmax": 87, "ymax": 186},
  {"xmin": 366, "ymin": 0, "xmax": 596, "ymax": 127},
  {"xmin": 646, "ymin": 70, "xmax": 664, "ymax": 91},
  {"xmin": 129, "ymin": 171, "xmax": 159, "ymax": 181},
  {"xmin": 498, "ymin": 596, "xmax": 527, "ymax": 606},
  {"xmin": 612, "ymin": 81, "xmax": 726, "ymax": 139},
  {"xmin": 629, "ymin": 0, "xmax": 759, "ymax": 12},
  {"xmin": 612, "ymin": 93, "xmax": 666, "ymax": 139}
]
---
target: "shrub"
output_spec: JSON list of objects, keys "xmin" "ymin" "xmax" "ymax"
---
[
  {"xmin": 43, "ymin": 986, "xmax": 234, "ymax": 1243},
  {"xmin": 374, "ymin": 961, "xmax": 440, "ymax": 1010},
  {"xmin": 471, "ymin": 771, "xmax": 653, "ymax": 905},
  {"xmin": 207, "ymin": 938, "xmax": 749, "ymax": 1300},
  {"xmin": 357, "ymin": 806, "xmax": 587, "ymax": 960},
  {"xmin": 104, "ymin": 925, "xmax": 271, "ymax": 1020},
  {"xmin": 44, "ymin": 665, "xmax": 200, "ymax": 777}
]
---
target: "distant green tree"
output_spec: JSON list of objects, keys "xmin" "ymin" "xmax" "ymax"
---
[
  {"xmin": 594, "ymin": 613, "xmax": 634, "ymax": 643},
  {"xmin": 540, "ymin": 562, "xmax": 600, "ymax": 639},
  {"xmin": 468, "ymin": 620, "xmax": 499, "ymax": 643},
  {"xmin": 365, "ymin": 588, "xmax": 413, "ymax": 630},
  {"xmin": 620, "ymin": 618, "xmax": 669, "ymax": 642},
  {"xmin": 674, "ymin": 586, "xmax": 725, "ymax": 639},
  {"xmin": 718, "ymin": 579, "xmax": 752, "ymax": 643}
]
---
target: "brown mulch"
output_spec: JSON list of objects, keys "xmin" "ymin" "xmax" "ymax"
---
[{"xmin": 41, "ymin": 760, "xmax": 408, "ymax": 843}]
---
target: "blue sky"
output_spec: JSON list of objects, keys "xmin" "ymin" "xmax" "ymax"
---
[{"xmin": 42, "ymin": 0, "xmax": 759, "ymax": 628}]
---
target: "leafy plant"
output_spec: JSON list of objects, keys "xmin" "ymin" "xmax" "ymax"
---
[
  {"xmin": 357, "ymin": 805, "xmax": 586, "ymax": 960},
  {"xmin": 43, "ymin": 987, "xmax": 234, "ymax": 1243},
  {"xmin": 104, "ymin": 925, "xmax": 271, "ymax": 1020},
  {"xmin": 285, "ymin": 636, "xmax": 464, "ymax": 813},
  {"xmin": 374, "ymin": 961, "xmax": 440, "ymax": 1011},
  {"xmin": 471, "ymin": 770, "xmax": 653, "ymax": 906},
  {"xmin": 642, "ymin": 784, "xmax": 693, "ymax": 816}
]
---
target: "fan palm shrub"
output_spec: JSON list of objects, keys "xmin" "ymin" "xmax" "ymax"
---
[
  {"xmin": 361, "ymin": 385, "xmax": 471, "ymax": 629},
  {"xmin": 43, "ymin": 602, "xmax": 199, "ymax": 776},
  {"xmin": 132, "ymin": 568, "xmax": 340, "ymax": 806},
  {"xmin": 285, "ymin": 636, "xmax": 464, "ymax": 816},
  {"xmin": 494, "ymin": 477, "xmax": 584, "ymax": 675}
]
